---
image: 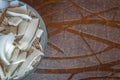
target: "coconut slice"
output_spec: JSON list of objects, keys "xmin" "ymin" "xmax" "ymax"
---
[
  {"xmin": 27, "ymin": 35, "xmax": 37, "ymax": 50},
  {"xmin": 6, "ymin": 48, "xmax": 20, "ymax": 79},
  {"xmin": 12, "ymin": 65, "xmax": 33, "ymax": 80},
  {"xmin": 17, "ymin": 18, "xmax": 39, "ymax": 50},
  {"xmin": 10, "ymin": 48, "xmax": 19, "ymax": 62},
  {"xmin": 0, "ymin": 33, "xmax": 14, "ymax": 65},
  {"xmin": 26, "ymin": 66, "xmax": 33, "ymax": 72},
  {"xmin": 26, "ymin": 28, "xmax": 43, "ymax": 50},
  {"xmin": 18, "ymin": 20, "xmax": 29, "ymax": 35},
  {"xmin": 7, "ymin": 5, "xmax": 32, "ymax": 20},
  {"xmin": 13, "ymin": 47, "xmax": 43, "ymax": 79},
  {"xmin": 7, "ymin": 11, "xmax": 32, "ymax": 20},
  {"xmin": 10, "ymin": 0, "xmax": 19, "ymax": 7},
  {"xmin": 6, "ymin": 64, "xmax": 19, "ymax": 80},
  {"xmin": 36, "ymin": 29, "xmax": 43, "ymax": 38},
  {"xmin": 6, "ymin": 52, "xmax": 27, "ymax": 79},
  {"xmin": 8, "ymin": 17, "xmax": 22, "ymax": 26},
  {"xmin": 8, "ymin": 5, "xmax": 28, "ymax": 15},
  {"xmin": 0, "ymin": 33, "xmax": 15, "ymax": 65},
  {"xmin": 5, "ymin": 33, "xmax": 15, "ymax": 60},
  {"xmin": 12, "ymin": 52, "xmax": 26, "ymax": 64},
  {"xmin": 6, "ymin": 45, "xmax": 15, "ymax": 60}
]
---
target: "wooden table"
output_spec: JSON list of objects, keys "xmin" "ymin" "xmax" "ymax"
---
[{"xmin": 21, "ymin": 0, "xmax": 120, "ymax": 80}]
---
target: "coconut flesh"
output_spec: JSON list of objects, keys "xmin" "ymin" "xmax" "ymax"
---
[{"xmin": 0, "ymin": 1, "xmax": 44, "ymax": 80}]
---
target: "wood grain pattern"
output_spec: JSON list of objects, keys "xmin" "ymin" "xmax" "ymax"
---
[{"xmin": 21, "ymin": 0, "xmax": 120, "ymax": 80}]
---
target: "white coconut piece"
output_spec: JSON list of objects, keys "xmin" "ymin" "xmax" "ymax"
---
[
  {"xmin": 27, "ymin": 36, "xmax": 36, "ymax": 50},
  {"xmin": 6, "ymin": 45, "xmax": 15, "ymax": 60},
  {"xmin": 36, "ymin": 29, "xmax": 43, "ymax": 38},
  {"xmin": 17, "ymin": 18, "xmax": 39, "ymax": 50},
  {"xmin": 39, "ymin": 44, "xmax": 43, "ymax": 51},
  {"xmin": 8, "ymin": 17, "xmax": 23, "ymax": 26},
  {"xmin": 6, "ymin": 52, "xmax": 27, "ymax": 79},
  {"xmin": 4, "ymin": 33, "xmax": 15, "ymax": 53},
  {"xmin": 8, "ymin": 5, "xmax": 28, "ymax": 15},
  {"xmin": 13, "ymin": 65, "xmax": 33, "ymax": 80},
  {"xmin": 27, "ymin": 66, "xmax": 33, "ymax": 72},
  {"xmin": 32, "ymin": 29, "xmax": 43, "ymax": 51},
  {"xmin": 7, "ymin": 5, "xmax": 31, "ymax": 20},
  {"xmin": 26, "ymin": 28, "xmax": 42, "ymax": 50},
  {"xmin": 10, "ymin": 48, "xmax": 19, "ymax": 62},
  {"xmin": 18, "ymin": 20, "xmax": 29, "ymax": 35},
  {"xmin": 13, "ymin": 47, "xmax": 43, "ymax": 78},
  {"xmin": 33, "ymin": 47, "xmax": 44, "ymax": 56},
  {"xmin": 0, "ymin": 33, "xmax": 14, "ymax": 65},
  {"xmin": 12, "ymin": 52, "xmax": 26, "ymax": 64},
  {"xmin": 6, "ymin": 64, "xmax": 19, "ymax": 80},
  {"xmin": 10, "ymin": 0, "xmax": 19, "ymax": 7},
  {"xmin": 5, "ymin": 33, "xmax": 15, "ymax": 60},
  {"xmin": 7, "ymin": 11, "xmax": 32, "ymax": 20}
]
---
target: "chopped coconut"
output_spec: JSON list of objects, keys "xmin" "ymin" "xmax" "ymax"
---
[
  {"xmin": 7, "ymin": 11, "xmax": 32, "ymax": 20},
  {"xmin": 7, "ymin": 5, "xmax": 28, "ymax": 15},
  {"xmin": 18, "ymin": 20, "xmax": 29, "ymax": 35},
  {"xmin": 0, "ymin": 1, "xmax": 44, "ymax": 80},
  {"xmin": 8, "ymin": 17, "xmax": 22, "ymax": 26},
  {"xmin": 17, "ymin": 18, "xmax": 39, "ymax": 50},
  {"xmin": 10, "ymin": 0, "xmax": 19, "ymax": 7}
]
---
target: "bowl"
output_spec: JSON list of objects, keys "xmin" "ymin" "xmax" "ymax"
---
[{"xmin": 0, "ymin": 1, "xmax": 47, "ymax": 80}]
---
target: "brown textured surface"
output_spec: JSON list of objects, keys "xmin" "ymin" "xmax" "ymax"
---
[{"xmin": 21, "ymin": 0, "xmax": 120, "ymax": 80}]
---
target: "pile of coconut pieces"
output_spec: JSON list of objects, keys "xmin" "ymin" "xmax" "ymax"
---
[{"xmin": 0, "ymin": 1, "xmax": 44, "ymax": 80}]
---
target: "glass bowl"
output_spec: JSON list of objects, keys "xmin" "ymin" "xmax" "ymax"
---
[{"xmin": 7, "ymin": 1, "xmax": 48, "ymax": 80}]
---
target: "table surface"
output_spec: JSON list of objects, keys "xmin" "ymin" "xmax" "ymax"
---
[{"xmin": 21, "ymin": 0, "xmax": 120, "ymax": 80}]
